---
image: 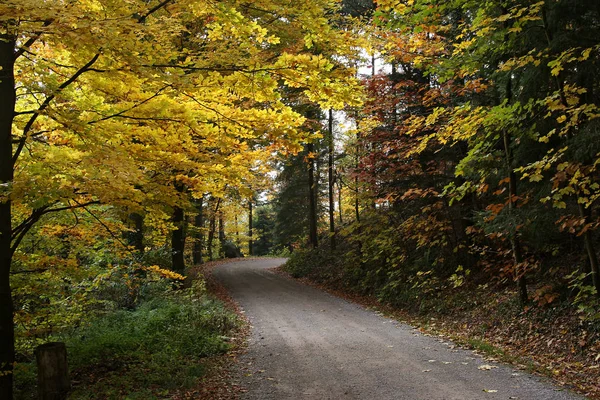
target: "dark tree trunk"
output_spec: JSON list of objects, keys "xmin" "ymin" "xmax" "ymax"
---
[
  {"xmin": 328, "ymin": 109, "xmax": 336, "ymax": 250},
  {"xmin": 337, "ymin": 176, "xmax": 343, "ymax": 225},
  {"xmin": 207, "ymin": 214, "xmax": 215, "ymax": 261},
  {"xmin": 248, "ymin": 201, "xmax": 254, "ymax": 256},
  {"xmin": 207, "ymin": 198, "xmax": 221, "ymax": 261},
  {"xmin": 502, "ymin": 75, "xmax": 527, "ymax": 304},
  {"xmin": 579, "ymin": 204, "xmax": 600, "ymax": 297},
  {"xmin": 307, "ymin": 142, "xmax": 318, "ymax": 248},
  {"xmin": 0, "ymin": 30, "xmax": 16, "ymax": 399},
  {"xmin": 192, "ymin": 197, "xmax": 204, "ymax": 265},
  {"xmin": 218, "ymin": 212, "xmax": 225, "ymax": 258},
  {"xmin": 235, "ymin": 215, "xmax": 240, "ymax": 246},
  {"xmin": 171, "ymin": 183, "xmax": 186, "ymax": 274},
  {"xmin": 127, "ymin": 213, "xmax": 144, "ymax": 253}
]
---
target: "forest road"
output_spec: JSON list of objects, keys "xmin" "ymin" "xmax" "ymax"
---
[{"xmin": 212, "ymin": 258, "xmax": 584, "ymax": 400}]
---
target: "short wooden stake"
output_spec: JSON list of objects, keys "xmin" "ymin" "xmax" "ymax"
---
[{"xmin": 35, "ymin": 342, "xmax": 70, "ymax": 400}]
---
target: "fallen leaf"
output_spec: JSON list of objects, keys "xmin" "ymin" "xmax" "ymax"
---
[{"xmin": 478, "ymin": 364, "xmax": 498, "ymax": 370}]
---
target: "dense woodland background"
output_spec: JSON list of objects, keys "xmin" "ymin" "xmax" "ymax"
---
[{"xmin": 1, "ymin": 0, "xmax": 600, "ymax": 398}]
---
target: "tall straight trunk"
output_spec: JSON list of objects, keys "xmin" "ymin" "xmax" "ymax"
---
[
  {"xmin": 371, "ymin": 53, "xmax": 375, "ymax": 77},
  {"xmin": 328, "ymin": 109, "xmax": 336, "ymax": 250},
  {"xmin": 171, "ymin": 192, "xmax": 186, "ymax": 274},
  {"xmin": 337, "ymin": 177, "xmax": 343, "ymax": 225},
  {"xmin": 502, "ymin": 74, "xmax": 527, "ymax": 304},
  {"xmin": 235, "ymin": 215, "xmax": 240, "ymax": 246},
  {"xmin": 127, "ymin": 213, "xmax": 144, "ymax": 253},
  {"xmin": 0, "ymin": 30, "xmax": 16, "ymax": 398},
  {"xmin": 207, "ymin": 199, "xmax": 221, "ymax": 261},
  {"xmin": 579, "ymin": 204, "xmax": 600, "ymax": 297},
  {"xmin": 207, "ymin": 214, "xmax": 216, "ymax": 261},
  {"xmin": 218, "ymin": 213, "xmax": 225, "ymax": 258},
  {"xmin": 192, "ymin": 197, "xmax": 204, "ymax": 265},
  {"xmin": 307, "ymin": 142, "xmax": 318, "ymax": 248},
  {"xmin": 353, "ymin": 111, "xmax": 361, "ymax": 225},
  {"xmin": 248, "ymin": 201, "xmax": 253, "ymax": 256}
]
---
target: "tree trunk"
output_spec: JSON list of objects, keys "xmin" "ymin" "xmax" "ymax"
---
[
  {"xmin": 578, "ymin": 203, "xmax": 600, "ymax": 297},
  {"xmin": 192, "ymin": 197, "xmax": 204, "ymax": 265},
  {"xmin": 127, "ymin": 213, "xmax": 144, "ymax": 253},
  {"xmin": 307, "ymin": 142, "xmax": 318, "ymax": 248},
  {"xmin": 235, "ymin": 215, "xmax": 240, "ymax": 246},
  {"xmin": 171, "ymin": 204, "xmax": 185, "ymax": 274},
  {"xmin": 337, "ymin": 176, "xmax": 344, "ymax": 225},
  {"xmin": 503, "ymin": 74, "xmax": 527, "ymax": 304},
  {"xmin": 36, "ymin": 342, "xmax": 70, "ymax": 400},
  {"xmin": 207, "ymin": 198, "xmax": 221, "ymax": 261},
  {"xmin": 171, "ymin": 182, "xmax": 186, "ymax": 274},
  {"xmin": 248, "ymin": 201, "xmax": 254, "ymax": 256},
  {"xmin": 218, "ymin": 212, "xmax": 225, "ymax": 258},
  {"xmin": 328, "ymin": 109, "xmax": 336, "ymax": 250},
  {"xmin": 207, "ymin": 214, "xmax": 215, "ymax": 261},
  {"xmin": 0, "ymin": 30, "xmax": 16, "ymax": 399}
]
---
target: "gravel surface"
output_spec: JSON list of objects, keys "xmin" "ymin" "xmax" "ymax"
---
[{"xmin": 213, "ymin": 258, "xmax": 584, "ymax": 400}]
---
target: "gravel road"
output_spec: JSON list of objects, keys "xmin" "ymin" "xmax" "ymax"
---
[{"xmin": 213, "ymin": 258, "xmax": 584, "ymax": 400}]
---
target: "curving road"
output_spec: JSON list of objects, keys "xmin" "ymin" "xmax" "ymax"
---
[{"xmin": 213, "ymin": 258, "xmax": 584, "ymax": 400}]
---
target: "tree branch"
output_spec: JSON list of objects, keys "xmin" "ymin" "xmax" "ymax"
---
[
  {"xmin": 78, "ymin": 203, "xmax": 129, "ymax": 248},
  {"xmin": 88, "ymin": 84, "xmax": 172, "ymax": 125},
  {"xmin": 14, "ymin": 19, "xmax": 53, "ymax": 59},
  {"xmin": 12, "ymin": 52, "xmax": 102, "ymax": 165},
  {"xmin": 137, "ymin": 0, "xmax": 176, "ymax": 23},
  {"xmin": 10, "ymin": 200, "xmax": 101, "ymax": 255}
]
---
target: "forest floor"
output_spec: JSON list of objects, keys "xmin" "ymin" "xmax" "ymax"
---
[
  {"xmin": 273, "ymin": 269, "xmax": 600, "ymax": 400},
  {"xmin": 207, "ymin": 258, "xmax": 586, "ymax": 399}
]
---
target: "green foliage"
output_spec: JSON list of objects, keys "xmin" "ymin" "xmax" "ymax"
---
[
  {"xmin": 567, "ymin": 271, "xmax": 600, "ymax": 322},
  {"xmin": 252, "ymin": 204, "xmax": 276, "ymax": 256},
  {"xmin": 14, "ymin": 284, "xmax": 239, "ymax": 400}
]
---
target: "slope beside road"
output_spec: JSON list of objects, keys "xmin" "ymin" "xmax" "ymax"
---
[{"xmin": 212, "ymin": 258, "xmax": 583, "ymax": 400}]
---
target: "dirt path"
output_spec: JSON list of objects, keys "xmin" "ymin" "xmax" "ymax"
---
[{"xmin": 213, "ymin": 258, "xmax": 584, "ymax": 400}]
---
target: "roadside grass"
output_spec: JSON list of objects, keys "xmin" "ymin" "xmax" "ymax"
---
[{"xmin": 14, "ymin": 284, "xmax": 240, "ymax": 400}]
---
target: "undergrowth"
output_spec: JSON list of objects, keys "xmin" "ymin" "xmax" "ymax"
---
[{"xmin": 14, "ymin": 282, "xmax": 240, "ymax": 400}]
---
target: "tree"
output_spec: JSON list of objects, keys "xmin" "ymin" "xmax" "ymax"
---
[
  {"xmin": 1, "ymin": 0, "xmax": 363, "ymax": 395},
  {"xmin": 328, "ymin": 109, "xmax": 337, "ymax": 250}
]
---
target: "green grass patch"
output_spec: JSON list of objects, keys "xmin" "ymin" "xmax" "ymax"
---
[
  {"xmin": 465, "ymin": 337, "xmax": 506, "ymax": 359},
  {"xmin": 15, "ymin": 288, "xmax": 240, "ymax": 400}
]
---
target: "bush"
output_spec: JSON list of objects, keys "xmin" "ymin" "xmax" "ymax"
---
[{"xmin": 14, "ymin": 286, "xmax": 240, "ymax": 400}]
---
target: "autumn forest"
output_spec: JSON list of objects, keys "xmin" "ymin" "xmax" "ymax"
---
[{"xmin": 2, "ymin": 0, "xmax": 600, "ymax": 398}]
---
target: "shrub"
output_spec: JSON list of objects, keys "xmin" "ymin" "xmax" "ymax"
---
[{"xmin": 15, "ymin": 287, "xmax": 240, "ymax": 400}]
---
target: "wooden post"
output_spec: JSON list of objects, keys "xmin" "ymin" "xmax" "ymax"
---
[{"xmin": 36, "ymin": 342, "xmax": 70, "ymax": 400}]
